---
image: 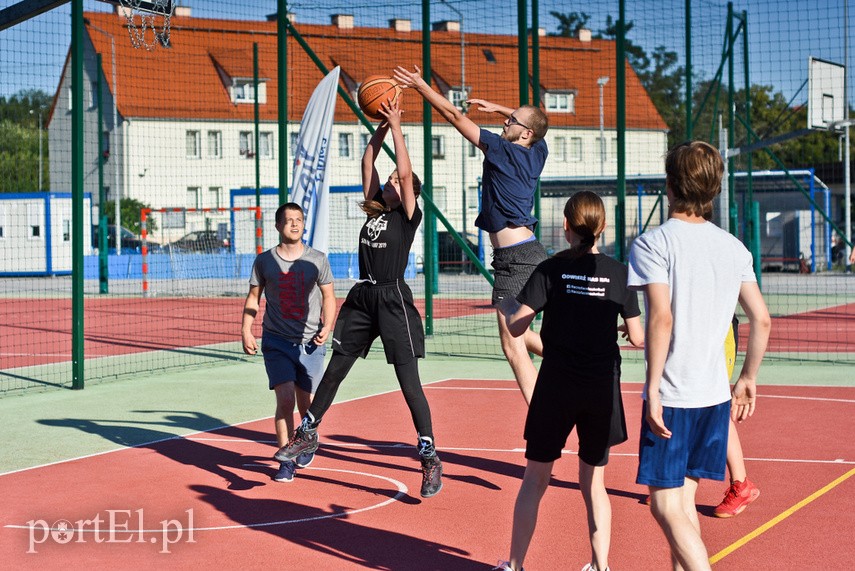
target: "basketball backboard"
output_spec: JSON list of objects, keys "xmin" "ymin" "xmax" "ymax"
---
[
  {"xmin": 98, "ymin": 0, "xmax": 175, "ymax": 15},
  {"xmin": 808, "ymin": 57, "xmax": 845, "ymax": 130}
]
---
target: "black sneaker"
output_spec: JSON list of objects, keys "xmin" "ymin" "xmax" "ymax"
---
[
  {"xmin": 274, "ymin": 426, "xmax": 319, "ymax": 462},
  {"xmin": 419, "ymin": 454, "xmax": 443, "ymax": 498}
]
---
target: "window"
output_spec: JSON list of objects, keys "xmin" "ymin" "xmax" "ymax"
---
[
  {"xmin": 432, "ymin": 135, "xmax": 445, "ymax": 159},
  {"xmin": 187, "ymin": 187, "xmax": 200, "ymax": 209},
  {"xmin": 62, "ymin": 219, "xmax": 71, "ymax": 242},
  {"xmin": 545, "ymin": 91, "xmax": 575, "ymax": 113},
  {"xmin": 90, "ymin": 81, "xmax": 99, "ymax": 109},
  {"xmin": 186, "ymin": 130, "xmax": 201, "ymax": 159},
  {"xmin": 239, "ymin": 131, "xmax": 254, "ymax": 158},
  {"xmin": 432, "ymin": 186, "xmax": 447, "ymax": 210},
  {"xmin": 101, "ymin": 131, "xmax": 110, "ymax": 158},
  {"xmin": 468, "ymin": 142, "xmax": 479, "ymax": 158},
  {"xmin": 259, "ymin": 132, "xmax": 274, "ymax": 159},
  {"xmin": 207, "ymin": 131, "xmax": 222, "ymax": 158},
  {"xmin": 339, "ymin": 132, "xmax": 353, "ymax": 158},
  {"xmin": 27, "ymin": 203, "xmax": 42, "ymax": 238},
  {"xmin": 595, "ymin": 137, "xmax": 607, "ymax": 161},
  {"xmin": 67, "ymin": 87, "xmax": 72, "ymax": 110},
  {"xmin": 290, "ymin": 132, "xmax": 300, "ymax": 155},
  {"xmin": 233, "ymin": 80, "xmax": 256, "ymax": 103},
  {"xmin": 570, "ymin": 137, "xmax": 582, "ymax": 161},
  {"xmin": 448, "ymin": 88, "xmax": 468, "ymax": 110},
  {"xmin": 611, "ymin": 138, "xmax": 618, "ymax": 160},
  {"xmin": 209, "ymin": 187, "xmax": 222, "ymax": 209},
  {"xmin": 163, "ymin": 211, "xmax": 185, "ymax": 229},
  {"xmin": 554, "ymin": 137, "xmax": 566, "ymax": 161},
  {"xmin": 360, "ymin": 133, "xmax": 370, "ymax": 154}
]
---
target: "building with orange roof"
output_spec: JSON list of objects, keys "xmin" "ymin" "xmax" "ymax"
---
[{"xmin": 48, "ymin": 6, "xmax": 668, "ymax": 255}]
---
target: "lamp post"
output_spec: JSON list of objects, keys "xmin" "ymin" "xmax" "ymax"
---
[
  {"xmin": 440, "ymin": 0, "xmax": 468, "ymax": 253},
  {"xmin": 88, "ymin": 21, "xmax": 121, "ymax": 255},
  {"xmin": 29, "ymin": 109, "xmax": 43, "ymax": 190},
  {"xmin": 597, "ymin": 76, "xmax": 609, "ymax": 177}
]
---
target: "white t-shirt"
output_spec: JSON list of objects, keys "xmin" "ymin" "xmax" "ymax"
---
[{"xmin": 628, "ymin": 218, "xmax": 756, "ymax": 408}]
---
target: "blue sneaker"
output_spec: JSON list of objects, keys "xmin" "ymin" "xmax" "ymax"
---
[
  {"xmin": 273, "ymin": 461, "xmax": 296, "ymax": 482},
  {"xmin": 295, "ymin": 451, "xmax": 315, "ymax": 468}
]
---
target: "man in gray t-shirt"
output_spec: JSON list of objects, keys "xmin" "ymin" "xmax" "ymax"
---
[{"xmin": 241, "ymin": 203, "xmax": 336, "ymax": 483}]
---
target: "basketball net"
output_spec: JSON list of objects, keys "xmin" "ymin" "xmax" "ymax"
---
[{"xmin": 117, "ymin": 0, "xmax": 176, "ymax": 50}]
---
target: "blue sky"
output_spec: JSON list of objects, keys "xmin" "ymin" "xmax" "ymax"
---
[{"xmin": 1, "ymin": 0, "xmax": 852, "ymax": 111}]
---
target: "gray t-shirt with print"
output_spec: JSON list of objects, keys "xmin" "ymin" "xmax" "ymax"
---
[{"xmin": 250, "ymin": 245, "xmax": 333, "ymax": 344}]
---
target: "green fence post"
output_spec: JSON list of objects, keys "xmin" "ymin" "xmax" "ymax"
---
[
  {"xmin": 616, "ymin": 0, "xmax": 626, "ymax": 262},
  {"xmin": 254, "ymin": 42, "xmax": 261, "ymax": 210},
  {"xmin": 751, "ymin": 201, "xmax": 762, "ymax": 290},
  {"xmin": 97, "ymin": 53, "xmax": 108, "ymax": 294},
  {"xmin": 71, "ymin": 0, "xmax": 84, "ymax": 389},
  {"xmin": 422, "ymin": 0, "xmax": 434, "ymax": 335},
  {"xmin": 278, "ymin": 3, "xmax": 288, "ymax": 205}
]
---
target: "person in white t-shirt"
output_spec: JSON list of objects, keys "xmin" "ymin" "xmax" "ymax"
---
[{"xmin": 628, "ymin": 141, "xmax": 771, "ymax": 571}]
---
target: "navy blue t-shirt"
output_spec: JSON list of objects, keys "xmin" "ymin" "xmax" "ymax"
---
[{"xmin": 475, "ymin": 128, "xmax": 548, "ymax": 233}]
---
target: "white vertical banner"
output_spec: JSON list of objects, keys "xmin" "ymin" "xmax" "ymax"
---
[{"xmin": 290, "ymin": 66, "xmax": 340, "ymax": 253}]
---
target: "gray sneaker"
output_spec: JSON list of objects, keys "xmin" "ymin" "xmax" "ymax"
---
[
  {"xmin": 419, "ymin": 454, "xmax": 443, "ymax": 498},
  {"xmin": 274, "ymin": 426, "xmax": 319, "ymax": 462}
]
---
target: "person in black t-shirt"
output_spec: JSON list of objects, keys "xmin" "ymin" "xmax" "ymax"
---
[
  {"xmin": 494, "ymin": 192, "xmax": 644, "ymax": 571},
  {"xmin": 275, "ymin": 99, "xmax": 442, "ymax": 499}
]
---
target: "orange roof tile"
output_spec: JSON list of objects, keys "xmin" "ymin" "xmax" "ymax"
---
[{"xmin": 79, "ymin": 11, "xmax": 667, "ymax": 131}]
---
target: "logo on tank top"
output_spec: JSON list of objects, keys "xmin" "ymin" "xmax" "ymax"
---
[{"xmin": 365, "ymin": 215, "xmax": 388, "ymax": 241}]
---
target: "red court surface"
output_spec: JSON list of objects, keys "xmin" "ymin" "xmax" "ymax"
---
[{"xmin": 2, "ymin": 380, "xmax": 853, "ymax": 570}]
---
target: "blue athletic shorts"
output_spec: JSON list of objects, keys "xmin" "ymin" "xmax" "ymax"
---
[
  {"xmin": 636, "ymin": 400, "xmax": 730, "ymax": 488},
  {"xmin": 261, "ymin": 333, "xmax": 327, "ymax": 393}
]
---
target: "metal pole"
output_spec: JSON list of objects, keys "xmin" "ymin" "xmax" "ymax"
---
[
  {"xmin": 422, "ymin": 0, "xmax": 434, "ymax": 334},
  {"xmin": 71, "ymin": 0, "xmax": 84, "ymax": 389},
  {"xmin": 278, "ymin": 1, "xmax": 288, "ymax": 205},
  {"xmin": 598, "ymin": 76, "xmax": 608, "ymax": 177},
  {"xmin": 110, "ymin": 34, "xmax": 119, "ymax": 256},
  {"xmin": 254, "ymin": 42, "xmax": 261, "ymax": 210},
  {"xmin": 38, "ymin": 110, "xmax": 43, "ymax": 190},
  {"xmin": 97, "ymin": 53, "xmax": 108, "ymax": 294},
  {"xmin": 616, "ymin": 0, "xmax": 626, "ymax": 262},
  {"xmin": 727, "ymin": 3, "xmax": 737, "ymax": 238},
  {"xmin": 685, "ymin": 0, "xmax": 692, "ymax": 139},
  {"xmin": 517, "ymin": 0, "xmax": 528, "ymax": 105},
  {"xmin": 846, "ymin": 0, "xmax": 852, "ymax": 270},
  {"xmin": 532, "ymin": 0, "xmax": 541, "ymax": 241}
]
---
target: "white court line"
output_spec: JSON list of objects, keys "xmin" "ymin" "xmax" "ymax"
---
[
  {"xmin": 4, "ymin": 467, "xmax": 408, "ymax": 533},
  {"xmin": 184, "ymin": 437, "xmax": 853, "ymax": 466}
]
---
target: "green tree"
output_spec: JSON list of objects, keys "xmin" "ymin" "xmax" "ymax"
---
[
  {"xmin": 102, "ymin": 197, "xmax": 157, "ymax": 235},
  {"xmin": 548, "ymin": 11, "xmax": 590, "ymax": 37},
  {"xmin": 0, "ymin": 89, "xmax": 51, "ymax": 193}
]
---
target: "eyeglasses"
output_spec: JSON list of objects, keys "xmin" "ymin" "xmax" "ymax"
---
[{"xmin": 507, "ymin": 114, "xmax": 531, "ymax": 130}]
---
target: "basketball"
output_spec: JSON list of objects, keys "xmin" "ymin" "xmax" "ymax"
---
[{"xmin": 357, "ymin": 75, "xmax": 403, "ymax": 120}]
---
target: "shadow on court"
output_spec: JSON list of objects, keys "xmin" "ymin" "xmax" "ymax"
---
[
  {"xmin": 189, "ymin": 483, "xmax": 489, "ymax": 570},
  {"xmin": 37, "ymin": 411, "xmax": 274, "ymax": 490}
]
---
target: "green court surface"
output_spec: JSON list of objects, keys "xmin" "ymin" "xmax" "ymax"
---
[{"xmin": 1, "ymin": 354, "xmax": 852, "ymax": 475}]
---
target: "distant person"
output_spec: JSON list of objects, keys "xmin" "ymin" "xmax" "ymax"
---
[
  {"xmin": 275, "ymin": 100, "xmax": 443, "ymax": 498},
  {"xmin": 241, "ymin": 203, "xmax": 336, "ymax": 483},
  {"xmin": 393, "ymin": 65, "xmax": 549, "ymax": 405},
  {"xmin": 628, "ymin": 141, "xmax": 771, "ymax": 570},
  {"xmin": 494, "ymin": 192, "xmax": 644, "ymax": 571}
]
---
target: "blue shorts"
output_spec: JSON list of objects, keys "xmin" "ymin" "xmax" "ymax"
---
[
  {"xmin": 261, "ymin": 333, "xmax": 327, "ymax": 393},
  {"xmin": 636, "ymin": 400, "xmax": 730, "ymax": 488}
]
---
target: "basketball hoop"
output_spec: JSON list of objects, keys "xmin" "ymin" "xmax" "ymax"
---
[{"xmin": 115, "ymin": 0, "xmax": 176, "ymax": 50}]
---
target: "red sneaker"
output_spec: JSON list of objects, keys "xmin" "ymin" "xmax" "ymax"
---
[{"xmin": 713, "ymin": 478, "xmax": 760, "ymax": 518}]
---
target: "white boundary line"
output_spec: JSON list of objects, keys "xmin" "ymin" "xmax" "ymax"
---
[{"xmin": 4, "ymin": 467, "xmax": 408, "ymax": 533}]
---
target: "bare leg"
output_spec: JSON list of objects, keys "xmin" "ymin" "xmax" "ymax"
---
[
  {"xmin": 509, "ymin": 460, "xmax": 553, "ymax": 571},
  {"xmin": 649, "ymin": 479, "xmax": 711, "ymax": 571},
  {"xmin": 273, "ymin": 382, "xmax": 297, "ymax": 448},
  {"xmin": 579, "ymin": 461, "xmax": 611, "ymax": 571},
  {"xmin": 497, "ymin": 311, "xmax": 538, "ymax": 405},
  {"xmin": 524, "ymin": 329, "xmax": 543, "ymax": 358},
  {"xmin": 726, "ymin": 420, "xmax": 747, "ymax": 482},
  {"xmin": 295, "ymin": 386, "xmax": 313, "ymax": 422}
]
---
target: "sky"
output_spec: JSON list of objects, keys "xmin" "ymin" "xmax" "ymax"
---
[{"xmin": 1, "ymin": 0, "xmax": 852, "ymax": 112}]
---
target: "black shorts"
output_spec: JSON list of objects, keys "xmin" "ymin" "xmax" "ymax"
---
[
  {"xmin": 491, "ymin": 239, "xmax": 548, "ymax": 304},
  {"xmin": 524, "ymin": 358, "xmax": 627, "ymax": 466},
  {"xmin": 331, "ymin": 280, "xmax": 425, "ymax": 365}
]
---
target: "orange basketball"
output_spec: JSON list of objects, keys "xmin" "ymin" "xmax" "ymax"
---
[{"xmin": 357, "ymin": 75, "xmax": 403, "ymax": 120}]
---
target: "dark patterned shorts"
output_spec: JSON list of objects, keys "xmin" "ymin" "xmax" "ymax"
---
[{"xmin": 490, "ymin": 239, "xmax": 548, "ymax": 304}]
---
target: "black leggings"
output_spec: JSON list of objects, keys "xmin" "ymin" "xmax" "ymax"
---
[{"xmin": 307, "ymin": 352, "xmax": 434, "ymax": 440}]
